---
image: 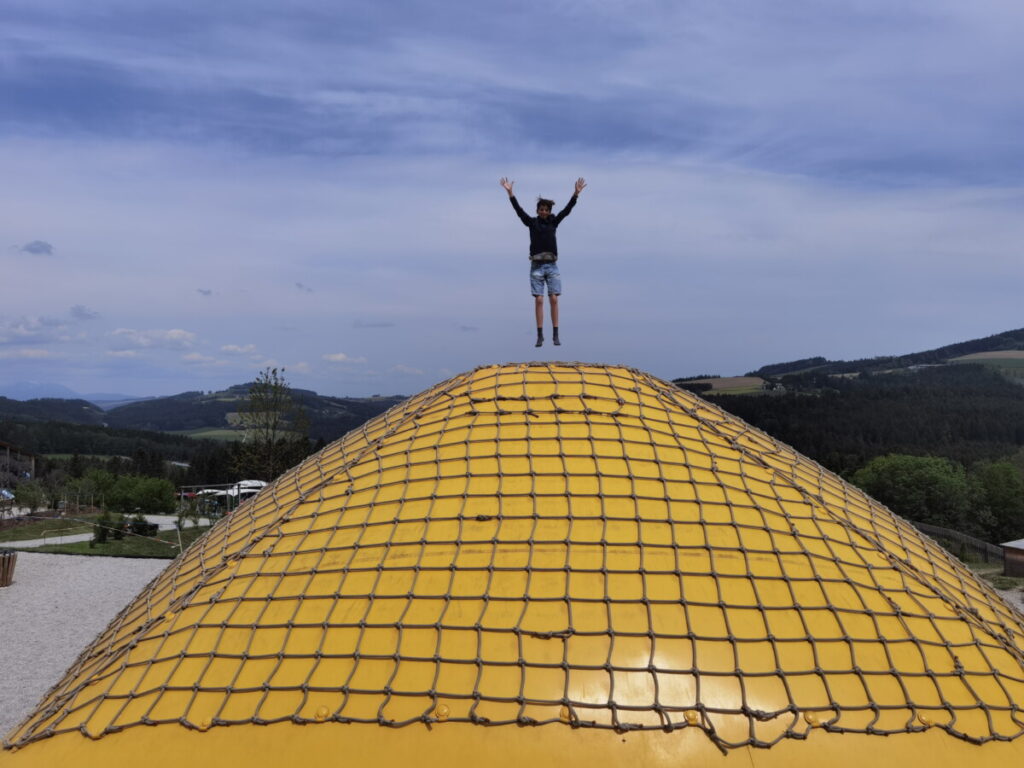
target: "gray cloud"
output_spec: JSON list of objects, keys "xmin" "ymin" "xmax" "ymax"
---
[
  {"xmin": 19, "ymin": 241, "xmax": 55, "ymax": 256},
  {"xmin": 295, "ymin": 282, "xmax": 313, "ymax": 293},
  {"xmin": 390, "ymin": 364, "xmax": 424, "ymax": 376},
  {"xmin": 0, "ymin": 348, "xmax": 53, "ymax": 360},
  {"xmin": 197, "ymin": 288, "xmax": 213, "ymax": 296},
  {"xmin": 70, "ymin": 305, "xmax": 99, "ymax": 321},
  {"xmin": 182, "ymin": 352, "xmax": 219, "ymax": 365},
  {"xmin": 0, "ymin": 315, "xmax": 72, "ymax": 345},
  {"xmin": 110, "ymin": 328, "xmax": 196, "ymax": 350},
  {"xmin": 323, "ymin": 352, "xmax": 367, "ymax": 364},
  {"xmin": 2, "ymin": 2, "xmax": 1021, "ymax": 189},
  {"xmin": 354, "ymin": 320, "xmax": 395, "ymax": 329},
  {"xmin": 5, "ymin": 2, "xmax": 1022, "ymax": 185}
]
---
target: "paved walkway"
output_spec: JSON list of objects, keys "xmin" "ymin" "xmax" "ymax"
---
[{"xmin": 1, "ymin": 515, "xmax": 212, "ymax": 550}]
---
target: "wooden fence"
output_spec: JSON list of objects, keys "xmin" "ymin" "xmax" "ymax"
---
[{"xmin": 912, "ymin": 522, "xmax": 1003, "ymax": 564}]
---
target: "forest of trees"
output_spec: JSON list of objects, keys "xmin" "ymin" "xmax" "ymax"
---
[
  {"xmin": 0, "ymin": 419, "xmax": 210, "ymax": 460},
  {"xmin": 709, "ymin": 364, "xmax": 1024, "ymax": 542},
  {"xmin": 0, "ymin": 368, "xmax": 334, "ymax": 523},
  {"xmin": 851, "ymin": 454, "xmax": 1024, "ymax": 544},
  {"xmin": 713, "ymin": 365, "xmax": 1024, "ymax": 474}
]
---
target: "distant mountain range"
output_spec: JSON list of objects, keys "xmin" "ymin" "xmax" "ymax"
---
[
  {"xmin": 0, "ymin": 383, "xmax": 406, "ymax": 444},
  {"xmin": 4, "ymin": 326, "xmax": 1024, "ymax": 446},
  {"xmin": 0, "ymin": 382, "xmax": 149, "ymax": 409}
]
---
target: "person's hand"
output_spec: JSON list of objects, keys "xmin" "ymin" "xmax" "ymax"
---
[
  {"xmin": 500, "ymin": 177, "xmax": 514, "ymax": 195},
  {"xmin": 574, "ymin": 177, "xmax": 587, "ymax": 195}
]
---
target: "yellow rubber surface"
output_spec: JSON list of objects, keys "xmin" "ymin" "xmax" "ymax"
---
[
  {"xmin": 4, "ymin": 362, "xmax": 1024, "ymax": 766},
  {"xmin": 6, "ymin": 718, "xmax": 1024, "ymax": 768}
]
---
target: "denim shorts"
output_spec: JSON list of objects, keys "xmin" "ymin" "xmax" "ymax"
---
[{"xmin": 530, "ymin": 261, "xmax": 561, "ymax": 296}]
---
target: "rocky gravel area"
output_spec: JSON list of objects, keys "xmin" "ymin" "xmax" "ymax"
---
[
  {"xmin": 0, "ymin": 552, "xmax": 166, "ymax": 739},
  {"xmin": 997, "ymin": 587, "xmax": 1024, "ymax": 616}
]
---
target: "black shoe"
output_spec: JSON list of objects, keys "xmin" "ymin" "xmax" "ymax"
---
[
  {"xmin": 553, "ymin": 336, "xmax": 561, "ymax": 346},
  {"xmin": 535, "ymin": 338, "xmax": 543, "ymax": 347}
]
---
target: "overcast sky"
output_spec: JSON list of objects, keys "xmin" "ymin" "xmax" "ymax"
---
[{"xmin": 3, "ymin": 0, "xmax": 1023, "ymax": 398}]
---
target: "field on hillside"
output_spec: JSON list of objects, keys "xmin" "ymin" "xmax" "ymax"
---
[
  {"xmin": 684, "ymin": 376, "xmax": 765, "ymax": 394},
  {"xmin": 170, "ymin": 427, "xmax": 245, "ymax": 441},
  {"xmin": 952, "ymin": 351, "xmax": 1024, "ymax": 379},
  {"xmin": 954, "ymin": 351, "xmax": 1024, "ymax": 361},
  {"xmin": 44, "ymin": 453, "xmax": 124, "ymax": 460}
]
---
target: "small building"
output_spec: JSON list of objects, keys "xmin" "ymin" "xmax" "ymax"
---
[{"xmin": 1002, "ymin": 538, "xmax": 1024, "ymax": 577}]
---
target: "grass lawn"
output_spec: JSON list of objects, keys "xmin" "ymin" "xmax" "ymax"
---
[
  {"xmin": 953, "ymin": 351, "xmax": 1024, "ymax": 362},
  {"xmin": 926, "ymin": 537, "xmax": 1024, "ymax": 594},
  {"xmin": 714, "ymin": 386, "xmax": 766, "ymax": 395},
  {"xmin": 33, "ymin": 524, "xmax": 213, "ymax": 558},
  {"xmin": 970, "ymin": 561, "xmax": 1024, "ymax": 592},
  {"xmin": 681, "ymin": 376, "xmax": 766, "ymax": 395},
  {"xmin": 0, "ymin": 514, "xmax": 99, "ymax": 542},
  {"xmin": 951, "ymin": 353, "xmax": 1024, "ymax": 378}
]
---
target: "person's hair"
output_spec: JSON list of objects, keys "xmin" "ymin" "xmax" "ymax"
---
[{"xmin": 536, "ymin": 197, "xmax": 555, "ymax": 210}]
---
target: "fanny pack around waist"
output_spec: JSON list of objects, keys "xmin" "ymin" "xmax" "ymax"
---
[{"xmin": 530, "ymin": 251, "xmax": 557, "ymax": 262}]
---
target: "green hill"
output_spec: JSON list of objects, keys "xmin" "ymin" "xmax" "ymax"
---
[
  {"xmin": 664, "ymin": 327, "xmax": 1024, "ymax": 480},
  {"xmin": 103, "ymin": 384, "xmax": 405, "ymax": 443},
  {"xmin": 0, "ymin": 397, "xmax": 106, "ymax": 426},
  {"xmin": 747, "ymin": 327, "xmax": 1024, "ymax": 377}
]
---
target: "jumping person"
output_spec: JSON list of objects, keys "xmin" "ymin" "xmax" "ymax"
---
[{"xmin": 500, "ymin": 176, "xmax": 586, "ymax": 347}]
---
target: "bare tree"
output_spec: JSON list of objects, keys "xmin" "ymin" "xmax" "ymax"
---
[{"xmin": 235, "ymin": 368, "xmax": 310, "ymax": 481}]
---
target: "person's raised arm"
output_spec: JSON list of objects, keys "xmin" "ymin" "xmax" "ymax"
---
[
  {"xmin": 501, "ymin": 177, "xmax": 531, "ymax": 225},
  {"xmin": 555, "ymin": 177, "xmax": 586, "ymax": 223}
]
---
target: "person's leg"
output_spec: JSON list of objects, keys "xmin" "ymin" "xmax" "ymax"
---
[
  {"xmin": 547, "ymin": 264, "xmax": 562, "ymax": 345},
  {"xmin": 530, "ymin": 264, "xmax": 545, "ymax": 346},
  {"xmin": 550, "ymin": 295, "xmax": 560, "ymax": 345}
]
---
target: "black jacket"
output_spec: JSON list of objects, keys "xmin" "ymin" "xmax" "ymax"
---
[{"xmin": 509, "ymin": 194, "xmax": 578, "ymax": 258}]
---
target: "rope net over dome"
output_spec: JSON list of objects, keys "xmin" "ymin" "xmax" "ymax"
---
[{"xmin": 6, "ymin": 362, "xmax": 1024, "ymax": 753}]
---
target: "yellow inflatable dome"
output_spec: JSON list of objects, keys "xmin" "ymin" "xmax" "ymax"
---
[{"xmin": 4, "ymin": 363, "xmax": 1024, "ymax": 766}]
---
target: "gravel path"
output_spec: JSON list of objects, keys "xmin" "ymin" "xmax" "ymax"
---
[{"xmin": 0, "ymin": 552, "xmax": 167, "ymax": 739}]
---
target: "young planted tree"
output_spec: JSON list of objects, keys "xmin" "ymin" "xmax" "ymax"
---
[
  {"xmin": 235, "ymin": 367, "xmax": 311, "ymax": 481},
  {"xmin": 14, "ymin": 480, "xmax": 45, "ymax": 516},
  {"xmin": 133, "ymin": 477, "xmax": 176, "ymax": 516},
  {"xmin": 107, "ymin": 475, "xmax": 141, "ymax": 517}
]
